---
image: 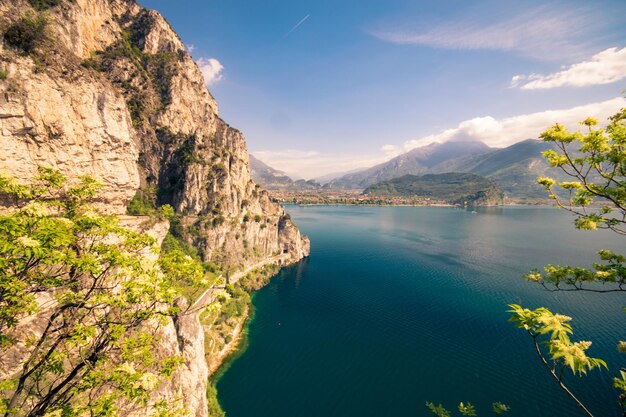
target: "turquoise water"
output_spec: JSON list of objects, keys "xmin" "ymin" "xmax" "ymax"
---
[{"xmin": 217, "ymin": 206, "xmax": 625, "ymax": 417}]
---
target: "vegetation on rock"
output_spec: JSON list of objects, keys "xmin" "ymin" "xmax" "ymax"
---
[
  {"xmin": 28, "ymin": 0, "xmax": 61, "ymax": 12},
  {"xmin": 0, "ymin": 168, "xmax": 210, "ymax": 417},
  {"xmin": 3, "ymin": 14, "xmax": 48, "ymax": 55}
]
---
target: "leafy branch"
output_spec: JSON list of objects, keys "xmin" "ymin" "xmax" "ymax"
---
[
  {"xmin": 0, "ymin": 168, "xmax": 202, "ymax": 416},
  {"xmin": 508, "ymin": 305, "xmax": 607, "ymax": 417}
]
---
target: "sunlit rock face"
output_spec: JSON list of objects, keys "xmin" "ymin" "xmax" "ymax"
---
[{"xmin": 0, "ymin": 0, "xmax": 309, "ymax": 415}]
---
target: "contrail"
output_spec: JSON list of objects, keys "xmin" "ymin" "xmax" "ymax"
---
[{"xmin": 285, "ymin": 14, "xmax": 310, "ymax": 37}]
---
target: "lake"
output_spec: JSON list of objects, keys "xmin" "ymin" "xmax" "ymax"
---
[{"xmin": 217, "ymin": 206, "xmax": 625, "ymax": 417}]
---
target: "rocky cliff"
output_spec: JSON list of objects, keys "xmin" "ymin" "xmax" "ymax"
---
[
  {"xmin": 0, "ymin": 0, "xmax": 309, "ymax": 268},
  {"xmin": 0, "ymin": 0, "xmax": 309, "ymax": 415}
]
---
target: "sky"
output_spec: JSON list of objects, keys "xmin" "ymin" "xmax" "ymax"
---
[{"xmin": 140, "ymin": 0, "xmax": 626, "ymax": 179}]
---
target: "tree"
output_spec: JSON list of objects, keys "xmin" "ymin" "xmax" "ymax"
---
[
  {"xmin": 0, "ymin": 168, "xmax": 206, "ymax": 416},
  {"xmin": 510, "ymin": 106, "xmax": 626, "ymax": 417}
]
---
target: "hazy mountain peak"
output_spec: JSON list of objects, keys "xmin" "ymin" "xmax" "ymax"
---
[{"xmin": 328, "ymin": 140, "xmax": 493, "ymax": 189}]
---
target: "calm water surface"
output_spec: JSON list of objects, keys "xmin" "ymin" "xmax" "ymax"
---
[{"xmin": 217, "ymin": 206, "xmax": 625, "ymax": 417}]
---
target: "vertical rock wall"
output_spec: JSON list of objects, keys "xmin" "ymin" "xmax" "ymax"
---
[{"xmin": 0, "ymin": 1, "xmax": 309, "ymax": 415}]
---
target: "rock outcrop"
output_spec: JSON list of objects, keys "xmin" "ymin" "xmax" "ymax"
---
[
  {"xmin": 0, "ymin": 0, "xmax": 309, "ymax": 415},
  {"xmin": 0, "ymin": 0, "xmax": 308, "ymax": 264}
]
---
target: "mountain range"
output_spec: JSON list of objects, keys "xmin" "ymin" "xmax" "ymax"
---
[
  {"xmin": 251, "ymin": 139, "xmax": 562, "ymax": 200},
  {"xmin": 327, "ymin": 139, "xmax": 559, "ymax": 199},
  {"xmin": 328, "ymin": 141, "xmax": 493, "ymax": 189}
]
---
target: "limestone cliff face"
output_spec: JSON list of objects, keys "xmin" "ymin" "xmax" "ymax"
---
[
  {"xmin": 0, "ymin": 0, "xmax": 309, "ymax": 265},
  {"xmin": 0, "ymin": 0, "xmax": 309, "ymax": 415}
]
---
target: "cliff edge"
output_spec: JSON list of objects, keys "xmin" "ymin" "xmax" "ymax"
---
[{"xmin": 0, "ymin": 1, "xmax": 309, "ymax": 415}]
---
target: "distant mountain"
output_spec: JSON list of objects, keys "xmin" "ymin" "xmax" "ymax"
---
[
  {"xmin": 328, "ymin": 141, "xmax": 493, "ymax": 189},
  {"xmin": 314, "ymin": 167, "xmax": 367, "ymax": 185},
  {"xmin": 363, "ymin": 173, "xmax": 504, "ymax": 205},
  {"xmin": 249, "ymin": 155, "xmax": 320, "ymax": 191},
  {"xmin": 249, "ymin": 155, "xmax": 293, "ymax": 187},
  {"xmin": 428, "ymin": 139, "xmax": 557, "ymax": 198},
  {"xmin": 330, "ymin": 139, "xmax": 561, "ymax": 199}
]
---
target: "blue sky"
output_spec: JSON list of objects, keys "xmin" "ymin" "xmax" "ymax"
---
[{"xmin": 140, "ymin": 0, "xmax": 626, "ymax": 179}]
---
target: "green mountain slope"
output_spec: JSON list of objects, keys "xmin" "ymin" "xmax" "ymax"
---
[
  {"xmin": 429, "ymin": 140, "xmax": 558, "ymax": 199},
  {"xmin": 328, "ymin": 141, "xmax": 493, "ymax": 189},
  {"xmin": 363, "ymin": 172, "xmax": 504, "ymax": 205},
  {"xmin": 331, "ymin": 139, "xmax": 562, "ymax": 199}
]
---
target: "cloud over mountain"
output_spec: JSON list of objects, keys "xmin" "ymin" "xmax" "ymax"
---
[{"xmin": 399, "ymin": 97, "xmax": 625, "ymax": 150}]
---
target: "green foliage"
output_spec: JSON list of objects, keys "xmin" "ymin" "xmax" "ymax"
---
[
  {"xmin": 162, "ymin": 232, "xmax": 200, "ymax": 260},
  {"xmin": 80, "ymin": 56, "xmax": 100, "ymax": 70},
  {"xmin": 538, "ymin": 109, "xmax": 626, "ymax": 235},
  {"xmin": 127, "ymin": 188, "xmax": 157, "ymax": 215},
  {"xmin": 426, "ymin": 401, "xmax": 510, "ymax": 416},
  {"xmin": 206, "ymin": 383, "xmax": 225, "ymax": 417},
  {"xmin": 85, "ymin": 28, "xmax": 182, "ymax": 121},
  {"xmin": 524, "ymin": 249, "xmax": 625, "ymax": 292},
  {"xmin": 174, "ymin": 136, "xmax": 204, "ymax": 168},
  {"xmin": 508, "ymin": 305, "xmax": 607, "ymax": 375},
  {"xmin": 0, "ymin": 69, "xmax": 7, "ymax": 80},
  {"xmin": 426, "ymin": 402, "xmax": 451, "ymax": 417},
  {"xmin": 3, "ymin": 13, "xmax": 48, "ymax": 55},
  {"xmin": 212, "ymin": 215, "xmax": 225, "ymax": 227},
  {"xmin": 100, "ymin": 30, "xmax": 143, "ymax": 67},
  {"xmin": 513, "ymin": 105, "xmax": 626, "ymax": 417},
  {"xmin": 458, "ymin": 402, "xmax": 477, "ymax": 416},
  {"xmin": 491, "ymin": 403, "xmax": 510, "ymax": 414},
  {"xmin": 127, "ymin": 188, "xmax": 175, "ymax": 222},
  {"xmin": 143, "ymin": 52, "xmax": 180, "ymax": 108},
  {"xmin": 237, "ymin": 264, "xmax": 280, "ymax": 293},
  {"xmin": 28, "ymin": 0, "xmax": 60, "ymax": 11},
  {"xmin": 512, "ymin": 108, "xmax": 626, "ymax": 416},
  {"xmin": 0, "ymin": 168, "xmax": 191, "ymax": 416},
  {"xmin": 127, "ymin": 96, "xmax": 144, "ymax": 127},
  {"xmin": 160, "ymin": 233, "xmax": 220, "ymax": 303}
]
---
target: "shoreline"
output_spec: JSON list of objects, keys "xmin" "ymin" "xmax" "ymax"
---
[
  {"xmin": 203, "ymin": 260, "xmax": 294, "ymax": 416},
  {"xmin": 208, "ymin": 304, "xmax": 252, "ymax": 380},
  {"xmin": 284, "ymin": 202, "xmax": 557, "ymax": 208}
]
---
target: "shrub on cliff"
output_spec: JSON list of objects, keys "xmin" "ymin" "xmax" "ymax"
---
[
  {"xmin": 28, "ymin": 0, "xmax": 60, "ymax": 11},
  {"xmin": 3, "ymin": 14, "xmax": 48, "ymax": 55}
]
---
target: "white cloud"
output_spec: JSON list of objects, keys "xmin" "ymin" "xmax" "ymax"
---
[
  {"xmin": 380, "ymin": 144, "xmax": 403, "ymax": 159},
  {"xmin": 512, "ymin": 47, "xmax": 626, "ymax": 89},
  {"xmin": 196, "ymin": 57, "xmax": 224, "ymax": 86},
  {"xmin": 403, "ymin": 97, "xmax": 625, "ymax": 150},
  {"xmin": 371, "ymin": 7, "xmax": 596, "ymax": 60},
  {"xmin": 253, "ymin": 98, "xmax": 625, "ymax": 178},
  {"xmin": 186, "ymin": 44, "xmax": 196, "ymax": 54}
]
